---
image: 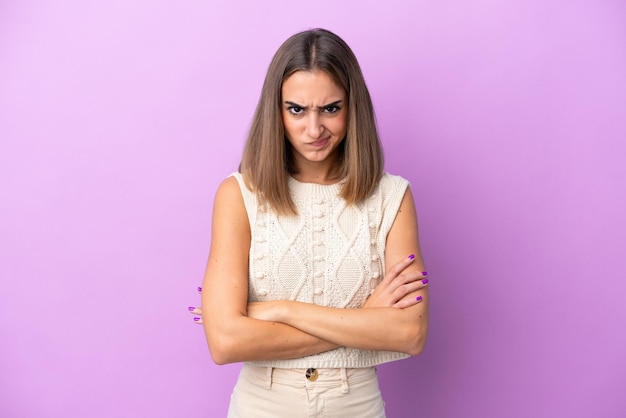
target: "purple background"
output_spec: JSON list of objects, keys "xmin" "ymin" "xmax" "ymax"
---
[{"xmin": 1, "ymin": 1, "xmax": 625, "ymax": 417}]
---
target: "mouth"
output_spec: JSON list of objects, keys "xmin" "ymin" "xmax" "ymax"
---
[{"xmin": 309, "ymin": 138, "xmax": 329, "ymax": 147}]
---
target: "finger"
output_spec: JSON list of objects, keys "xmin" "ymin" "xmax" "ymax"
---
[
  {"xmin": 395, "ymin": 271, "xmax": 426, "ymax": 286},
  {"xmin": 393, "ymin": 294, "xmax": 424, "ymax": 309},
  {"xmin": 384, "ymin": 272, "xmax": 425, "ymax": 299},
  {"xmin": 391, "ymin": 279, "xmax": 428, "ymax": 301},
  {"xmin": 188, "ymin": 306, "xmax": 202, "ymax": 315},
  {"xmin": 384, "ymin": 254, "xmax": 416, "ymax": 283},
  {"xmin": 367, "ymin": 271, "xmax": 421, "ymax": 306},
  {"xmin": 401, "ymin": 277, "xmax": 428, "ymax": 288},
  {"xmin": 193, "ymin": 317, "xmax": 203, "ymax": 324},
  {"xmin": 197, "ymin": 286, "xmax": 202, "ymax": 294}
]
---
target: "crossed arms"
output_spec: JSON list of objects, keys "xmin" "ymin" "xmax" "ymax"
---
[{"xmin": 197, "ymin": 176, "xmax": 429, "ymax": 365}]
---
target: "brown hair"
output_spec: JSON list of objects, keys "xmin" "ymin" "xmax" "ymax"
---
[{"xmin": 239, "ymin": 28, "xmax": 384, "ymax": 215}]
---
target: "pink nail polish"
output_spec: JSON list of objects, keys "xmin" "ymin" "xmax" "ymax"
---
[
  {"xmin": 416, "ymin": 295, "xmax": 423, "ymax": 302},
  {"xmin": 408, "ymin": 254, "xmax": 415, "ymax": 260},
  {"xmin": 422, "ymin": 271, "xmax": 428, "ymax": 276},
  {"xmin": 188, "ymin": 306, "xmax": 195, "ymax": 311},
  {"xmin": 422, "ymin": 279, "xmax": 429, "ymax": 285},
  {"xmin": 197, "ymin": 287, "xmax": 202, "ymax": 292},
  {"xmin": 193, "ymin": 317, "xmax": 201, "ymax": 321}
]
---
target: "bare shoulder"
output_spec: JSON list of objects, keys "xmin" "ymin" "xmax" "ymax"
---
[
  {"xmin": 386, "ymin": 187, "xmax": 424, "ymax": 271},
  {"xmin": 212, "ymin": 176, "xmax": 245, "ymax": 211},
  {"xmin": 215, "ymin": 175, "xmax": 242, "ymax": 200},
  {"xmin": 397, "ymin": 186, "xmax": 417, "ymax": 216},
  {"xmin": 388, "ymin": 186, "xmax": 418, "ymax": 230},
  {"xmin": 211, "ymin": 175, "xmax": 249, "ymax": 234}
]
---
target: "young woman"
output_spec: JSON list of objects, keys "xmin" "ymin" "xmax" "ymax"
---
[{"xmin": 189, "ymin": 28, "xmax": 429, "ymax": 417}]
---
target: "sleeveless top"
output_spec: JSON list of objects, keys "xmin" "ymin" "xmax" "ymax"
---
[{"xmin": 232, "ymin": 172, "xmax": 411, "ymax": 368}]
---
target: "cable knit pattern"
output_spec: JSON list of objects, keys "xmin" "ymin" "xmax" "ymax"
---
[{"xmin": 231, "ymin": 172, "xmax": 411, "ymax": 368}]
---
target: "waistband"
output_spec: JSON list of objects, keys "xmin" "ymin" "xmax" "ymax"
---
[{"xmin": 241, "ymin": 363, "xmax": 378, "ymax": 394}]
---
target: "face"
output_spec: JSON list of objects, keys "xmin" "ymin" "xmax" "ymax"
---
[{"xmin": 281, "ymin": 70, "xmax": 348, "ymax": 178}]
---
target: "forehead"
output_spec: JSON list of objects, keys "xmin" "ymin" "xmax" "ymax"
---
[{"xmin": 281, "ymin": 71, "xmax": 346, "ymax": 103}]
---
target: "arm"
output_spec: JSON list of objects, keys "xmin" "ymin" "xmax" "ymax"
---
[
  {"xmin": 201, "ymin": 177, "xmax": 338, "ymax": 365},
  {"xmin": 248, "ymin": 188, "xmax": 429, "ymax": 356}
]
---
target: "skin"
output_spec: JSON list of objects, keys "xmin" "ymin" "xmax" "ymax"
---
[
  {"xmin": 191, "ymin": 70, "xmax": 429, "ymax": 364},
  {"xmin": 281, "ymin": 70, "xmax": 348, "ymax": 184}
]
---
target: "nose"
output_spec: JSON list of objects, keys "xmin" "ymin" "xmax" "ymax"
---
[{"xmin": 305, "ymin": 113, "xmax": 324, "ymax": 138}]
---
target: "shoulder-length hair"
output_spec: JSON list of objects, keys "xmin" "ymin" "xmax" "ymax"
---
[{"xmin": 239, "ymin": 28, "xmax": 384, "ymax": 215}]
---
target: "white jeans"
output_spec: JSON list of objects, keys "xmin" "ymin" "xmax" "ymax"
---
[{"xmin": 227, "ymin": 364, "xmax": 386, "ymax": 417}]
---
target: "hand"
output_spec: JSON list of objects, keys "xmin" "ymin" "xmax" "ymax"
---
[
  {"xmin": 188, "ymin": 286, "xmax": 203, "ymax": 324},
  {"xmin": 363, "ymin": 254, "xmax": 428, "ymax": 309},
  {"xmin": 190, "ymin": 289, "xmax": 284, "ymax": 324}
]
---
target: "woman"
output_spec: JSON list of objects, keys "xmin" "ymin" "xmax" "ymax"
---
[{"xmin": 189, "ymin": 28, "xmax": 429, "ymax": 417}]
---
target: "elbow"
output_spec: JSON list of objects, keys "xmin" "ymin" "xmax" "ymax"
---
[
  {"xmin": 205, "ymin": 324, "xmax": 241, "ymax": 365},
  {"xmin": 404, "ymin": 326, "xmax": 428, "ymax": 357},
  {"xmin": 210, "ymin": 352, "xmax": 230, "ymax": 366},
  {"xmin": 208, "ymin": 342, "xmax": 229, "ymax": 365},
  {"xmin": 406, "ymin": 337, "xmax": 427, "ymax": 356},
  {"xmin": 204, "ymin": 314, "xmax": 250, "ymax": 365},
  {"xmin": 207, "ymin": 336, "xmax": 237, "ymax": 365}
]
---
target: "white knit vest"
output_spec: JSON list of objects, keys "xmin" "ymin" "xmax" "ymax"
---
[{"xmin": 232, "ymin": 172, "xmax": 411, "ymax": 368}]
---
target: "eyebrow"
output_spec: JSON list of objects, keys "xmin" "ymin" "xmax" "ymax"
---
[{"xmin": 284, "ymin": 100, "xmax": 344, "ymax": 109}]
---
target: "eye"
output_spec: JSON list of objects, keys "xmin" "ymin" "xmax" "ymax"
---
[
  {"xmin": 323, "ymin": 105, "xmax": 340, "ymax": 113},
  {"xmin": 287, "ymin": 106, "xmax": 304, "ymax": 115}
]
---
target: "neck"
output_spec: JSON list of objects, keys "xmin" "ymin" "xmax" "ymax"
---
[
  {"xmin": 292, "ymin": 163, "xmax": 341, "ymax": 185},
  {"xmin": 291, "ymin": 155, "xmax": 341, "ymax": 185}
]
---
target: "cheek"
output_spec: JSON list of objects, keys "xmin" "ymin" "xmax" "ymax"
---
[
  {"xmin": 282, "ymin": 120, "xmax": 297, "ymax": 139},
  {"xmin": 334, "ymin": 114, "xmax": 348, "ymax": 135},
  {"xmin": 281, "ymin": 114, "xmax": 302, "ymax": 137},
  {"xmin": 281, "ymin": 116, "xmax": 293, "ymax": 138}
]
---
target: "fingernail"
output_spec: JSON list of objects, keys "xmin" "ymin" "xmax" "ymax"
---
[
  {"xmin": 408, "ymin": 254, "xmax": 415, "ymax": 260},
  {"xmin": 416, "ymin": 295, "xmax": 423, "ymax": 302},
  {"xmin": 422, "ymin": 271, "xmax": 428, "ymax": 276},
  {"xmin": 193, "ymin": 317, "xmax": 201, "ymax": 321},
  {"xmin": 197, "ymin": 286, "xmax": 202, "ymax": 292},
  {"xmin": 422, "ymin": 279, "xmax": 429, "ymax": 285},
  {"xmin": 188, "ymin": 306, "xmax": 195, "ymax": 311}
]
